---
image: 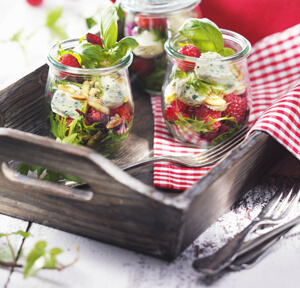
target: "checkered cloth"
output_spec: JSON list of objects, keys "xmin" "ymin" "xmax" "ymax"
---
[{"xmin": 151, "ymin": 24, "xmax": 300, "ymax": 190}]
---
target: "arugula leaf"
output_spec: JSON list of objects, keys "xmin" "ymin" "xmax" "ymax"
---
[
  {"xmin": 49, "ymin": 112, "xmax": 68, "ymax": 140},
  {"xmin": 173, "ymin": 114, "xmax": 236, "ymax": 134},
  {"xmin": 86, "ymin": 17, "xmax": 97, "ymax": 29},
  {"xmin": 185, "ymin": 74, "xmax": 226, "ymax": 95},
  {"xmin": 0, "ymin": 230, "xmax": 31, "ymax": 239},
  {"xmin": 100, "ymin": 6, "xmax": 119, "ymax": 50},
  {"xmin": 108, "ymin": 37, "xmax": 139, "ymax": 65}
]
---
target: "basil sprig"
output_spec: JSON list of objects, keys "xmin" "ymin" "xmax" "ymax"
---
[{"xmin": 178, "ymin": 18, "xmax": 235, "ymax": 57}]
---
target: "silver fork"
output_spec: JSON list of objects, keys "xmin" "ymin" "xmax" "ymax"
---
[
  {"xmin": 193, "ymin": 183, "xmax": 300, "ymax": 275},
  {"xmin": 120, "ymin": 126, "xmax": 249, "ymax": 170}
]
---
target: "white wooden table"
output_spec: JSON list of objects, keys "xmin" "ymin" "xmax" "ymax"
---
[{"xmin": 1, "ymin": 1, "xmax": 300, "ymax": 287}]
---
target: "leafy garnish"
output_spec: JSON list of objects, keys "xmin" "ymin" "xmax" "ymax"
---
[
  {"xmin": 63, "ymin": 6, "xmax": 138, "ymax": 68},
  {"xmin": 178, "ymin": 18, "xmax": 235, "ymax": 57},
  {"xmin": 116, "ymin": 3, "xmax": 125, "ymax": 22},
  {"xmin": 0, "ymin": 230, "xmax": 31, "ymax": 239},
  {"xmin": 185, "ymin": 74, "xmax": 226, "ymax": 95},
  {"xmin": 100, "ymin": 6, "xmax": 119, "ymax": 50},
  {"xmin": 173, "ymin": 114, "xmax": 236, "ymax": 133}
]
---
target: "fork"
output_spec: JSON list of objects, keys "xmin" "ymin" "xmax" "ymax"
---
[
  {"xmin": 193, "ymin": 183, "xmax": 300, "ymax": 275},
  {"xmin": 120, "ymin": 126, "xmax": 249, "ymax": 170}
]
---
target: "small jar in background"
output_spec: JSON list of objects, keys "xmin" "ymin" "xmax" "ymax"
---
[
  {"xmin": 46, "ymin": 39, "xmax": 134, "ymax": 156},
  {"xmin": 162, "ymin": 29, "xmax": 252, "ymax": 148},
  {"xmin": 121, "ymin": 0, "xmax": 202, "ymax": 95}
]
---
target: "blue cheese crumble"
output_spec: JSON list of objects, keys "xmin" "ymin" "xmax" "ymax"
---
[{"xmin": 194, "ymin": 52, "xmax": 238, "ymax": 93}]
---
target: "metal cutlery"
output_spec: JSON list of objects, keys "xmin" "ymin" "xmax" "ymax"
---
[
  {"xmin": 119, "ymin": 126, "xmax": 249, "ymax": 170},
  {"xmin": 193, "ymin": 183, "xmax": 300, "ymax": 275}
]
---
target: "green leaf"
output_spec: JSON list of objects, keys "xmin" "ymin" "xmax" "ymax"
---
[
  {"xmin": 218, "ymin": 47, "xmax": 235, "ymax": 57},
  {"xmin": 86, "ymin": 17, "xmax": 97, "ymax": 29},
  {"xmin": 44, "ymin": 247, "xmax": 63, "ymax": 269},
  {"xmin": 46, "ymin": 7, "xmax": 63, "ymax": 27},
  {"xmin": 42, "ymin": 170, "xmax": 61, "ymax": 183},
  {"xmin": 0, "ymin": 230, "xmax": 31, "ymax": 239},
  {"xmin": 108, "ymin": 37, "xmax": 139, "ymax": 65},
  {"xmin": 179, "ymin": 18, "xmax": 224, "ymax": 53},
  {"xmin": 24, "ymin": 241, "xmax": 47, "ymax": 278},
  {"xmin": 49, "ymin": 112, "xmax": 68, "ymax": 140},
  {"xmin": 116, "ymin": 4, "xmax": 125, "ymax": 22},
  {"xmin": 100, "ymin": 6, "xmax": 119, "ymax": 49}
]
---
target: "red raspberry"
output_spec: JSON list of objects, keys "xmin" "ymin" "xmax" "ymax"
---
[
  {"xmin": 177, "ymin": 45, "xmax": 201, "ymax": 72},
  {"xmin": 223, "ymin": 94, "xmax": 247, "ymax": 123},
  {"xmin": 194, "ymin": 105, "xmax": 222, "ymax": 130},
  {"xmin": 86, "ymin": 33, "xmax": 103, "ymax": 48},
  {"xmin": 58, "ymin": 54, "xmax": 81, "ymax": 68},
  {"xmin": 26, "ymin": 0, "xmax": 43, "ymax": 6},
  {"xmin": 131, "ymin": 57, "xmax": 155, "ymax": 77},
  {"xmin": 110, "ymin": 103, "xmax": 132, "ymax": 122},
  {"xmin": 135, "ymin": 15, "xmax": 167, "ymax": 30},
  {"xmin": 164, "ymin": 99, "xmax": 192, "ymax": 122}
]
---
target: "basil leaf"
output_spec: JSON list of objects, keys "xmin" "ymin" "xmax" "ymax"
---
[
  {"xmin": 179, "ymin": 18, "xmax": 224, "ymax": 53},
  {"xmin": 218, "ymin": 47, "xmax": 235, "ymax": 57},
  {"xmin": 116, "ymin": 3, "xmax": 125, "ymax": 22},
  {"xmin": 108, "ymin": 37, "xmax": 139, "ymax": 65},
  {"xmin": 100, "ymin": 6, "xmax": 118, "ymax": 49}
]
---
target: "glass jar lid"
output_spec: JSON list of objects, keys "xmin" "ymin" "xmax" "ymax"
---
[{"xmin": 120, "ymin": 0, "xmax": 201, "ymax": 15}]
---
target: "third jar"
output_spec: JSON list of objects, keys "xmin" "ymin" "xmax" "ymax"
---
[{"xmin": 121, "ymin": 0, "xmax": 202, "ymax": 94}]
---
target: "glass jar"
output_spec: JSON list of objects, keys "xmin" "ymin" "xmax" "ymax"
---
[
  {"xmin": 46, "ymin": 39, "xmax": 134, "ymax": 156},
  {"xmin": 163, "ymin": 29, "xmax": 251, "ymax": 148},
  {"xmin": 121, "ymin": 0, "xmax": 202, "ymax": 94}
]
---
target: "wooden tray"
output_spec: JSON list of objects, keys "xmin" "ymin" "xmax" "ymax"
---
[{"xmin": 0, "ymin": 64, "xmax": 288, "ymax": 261}]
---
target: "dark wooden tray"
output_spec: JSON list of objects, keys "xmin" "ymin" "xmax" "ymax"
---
[{"xmin": 0, "ymin": 64, "xmax": 288, "ymax": 261}]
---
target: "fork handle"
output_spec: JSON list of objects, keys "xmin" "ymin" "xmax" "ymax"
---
[
  {"xmin": 119, "ymin": 156, "xmax": 173, "ymax": 170},
  {"xmin": 193, "ymin": 219, "xmax": 263, "ymax": 275}
]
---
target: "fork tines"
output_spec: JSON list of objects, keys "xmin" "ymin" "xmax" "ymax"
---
[{"xmin": 193, "ymin": 126, "xmax": 249, "ymax": 165}]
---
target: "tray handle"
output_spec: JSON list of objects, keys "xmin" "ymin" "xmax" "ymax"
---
[{"xmin": 1, "ymin": 162, "xmax": 93, "ymax": 201}]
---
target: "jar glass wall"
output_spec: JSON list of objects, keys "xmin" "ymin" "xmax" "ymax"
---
[
  {"xmin": 46, "ymin": 39, "xmax": 134, "ymax": 156},
  {"xmin": 121, "ymin": 0, "xmax": 202, "ymax": 95},
  {"xmin": 162, "ymin": 29, "xmax": 251, "ymax": 148}
]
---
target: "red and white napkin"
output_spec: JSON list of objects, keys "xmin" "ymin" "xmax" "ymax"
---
[{"xmin": 151, "ymin": 24, "xmax": 300, "ymax": 190}]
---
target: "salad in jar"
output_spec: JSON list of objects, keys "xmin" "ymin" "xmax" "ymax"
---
[
  {"xmin": 122, "ymin": 0, "xmax": 202, "ymax": 94},
  {"xmin": 163, "ymin": 18, "xmax": 251, "ymax": 147},
  {"xmin": 45, "ymin": 5, "xmax": 138, "ymax": 157}
]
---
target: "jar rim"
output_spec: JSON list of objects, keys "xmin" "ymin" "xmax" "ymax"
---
[
  {"xmin": 121, "ymin": 0, "xmax": 201, "ymax": 15},
  {"xmin": 47, "ymin": 38, "xmax": 133, "ymax": 75},
  {"xmin": 165, "ymin": 29, "xmax": 251, "ymax": 63}
]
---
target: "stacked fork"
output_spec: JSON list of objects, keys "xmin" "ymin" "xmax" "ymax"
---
[{"xmin": 193, "ymin": 183, "xmax": 300, "ymax": 274}]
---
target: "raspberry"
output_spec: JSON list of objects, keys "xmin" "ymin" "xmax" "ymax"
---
[
  {"xmin": 26, "ymin": 0, "xmax": 43, "ymax": 6},
  {"xmin": 110, "ymin": 103, "xmax": 132, "ymax": 122},
  {"xmin": 177, "ymin": 45, "xmax": 201, "ymax": 72},
  {"xmin": 223, "ymin": 94, "xmax": 247, "ymax": 122},
  {"xmin": 164, "ymin": 99, "xmax": 192, "ymax": 122},
  {"xmin": 86, "ymin": 33, "xmax": 103, "ymax": 48},
  {"xmin": 194, "ymin": 105, "xmax": 222, "ymax": 130},
  {"xmin": 58, "ymin": 54, "xmax": 81, "ymax": 68}
]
